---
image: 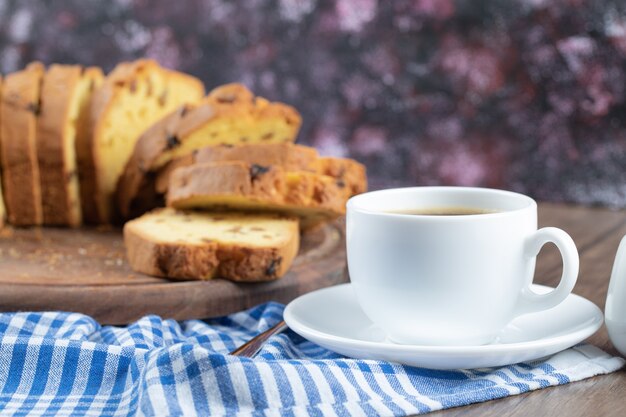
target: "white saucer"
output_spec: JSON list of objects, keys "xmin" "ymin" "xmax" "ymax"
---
[{"xmin": 284, "ymin": 283, "xmax": 603, "ymax": 370}]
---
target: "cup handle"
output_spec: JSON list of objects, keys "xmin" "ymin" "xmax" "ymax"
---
[{"xmin": 514, "ymin": 227, "xmax": 579, "ymax": 316}]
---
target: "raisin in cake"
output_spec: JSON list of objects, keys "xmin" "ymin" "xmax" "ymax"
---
[
  {"xmin": 124, "ymin": 208, "xmax": 300, "ymax": 281},
  {"xmin": 116, "ymin": 83, "xmax": 302, "ymax": 219},
  {"xmin": 0, "ymin": 62, "xmax": 45, "ymax": 226},
  {"xmin": 90, "ymin": 59, "xmax": 204, "ymax": 223}
]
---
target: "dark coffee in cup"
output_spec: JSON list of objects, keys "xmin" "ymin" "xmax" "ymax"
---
[{"xmin": 386, "ymin": 207, "xmax": 498, "ymax": 216}]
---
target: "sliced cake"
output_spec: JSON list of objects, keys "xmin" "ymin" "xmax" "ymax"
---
[
  {"xmin": 124, "ymin": 208, "xmax": 300, "ymax": 281},
  {"xmin": 90, "ymin": 59, "xmax": 205, "ymax": 223},
  {"xmin": 0, "ymin": 62, "xmax": 45, "ymax": 226},
  {"xmin": 154, "ymin": 143, "xmax": 368, "ymax": 198},
  {"xmin": 75, "ymin": 67, "xmax": 104, "ymax": 224},
  {"xmin": 165, "ymin": 161, "xmax": 348, "ymax": 229},
  {"xmin": 116, "ymin": 83, "xmax": 302, "ymax": 219},
  {"xmin": 36, "ymin": 64, "xmax": 103, "ymax": 226}
]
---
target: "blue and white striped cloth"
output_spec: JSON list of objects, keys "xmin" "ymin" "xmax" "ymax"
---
[{"xmin": 0, "ymin": 302, "xmax": 623, "ymax": 416}]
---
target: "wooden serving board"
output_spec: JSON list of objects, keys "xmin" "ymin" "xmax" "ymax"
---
[{"xmin": 0, "ymin": 221, "xmax": 347, "ymax": 324}]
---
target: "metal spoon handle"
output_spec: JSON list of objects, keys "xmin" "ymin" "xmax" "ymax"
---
[{"xmin": 230, "ymin": 320, "xmax": 288, "ymax": 357}]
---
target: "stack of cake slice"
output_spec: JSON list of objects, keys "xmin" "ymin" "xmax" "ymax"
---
[
  {"xmin": 122, "ymin": 141, "xmax": 366, "ymax": 280},
  {"xmin": 119, "ymin": 85, "xmax": 366, "ymax": 281},
  {"xmin": 160, "ymin": 144, "xmax": 366, "ymax": 229},
  {"xmin": 118, "ymin": 83, "xmax": 311, "ymax": 280},
  {"xmin": 116, "ymin": 83, "xmax": 365, "ymax": 228}
]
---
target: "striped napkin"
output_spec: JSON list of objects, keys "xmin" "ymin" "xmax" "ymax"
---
[{"xmin": 0, "ymin": 302, "xmax": 622, "ymax": 416}]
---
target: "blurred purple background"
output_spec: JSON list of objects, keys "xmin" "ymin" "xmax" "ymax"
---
[{"xmin": 2, "ymin": 0, "xmax": 626, "ymax": 206}]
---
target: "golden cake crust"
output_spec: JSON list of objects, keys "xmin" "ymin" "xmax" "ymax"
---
[
  {"xmin": 0, "ymin": 62, "xmax": 45, "ymax": 226},
  {"xmin": 124, "ymin": 208, "xmax": 300, "ymax": 281}
]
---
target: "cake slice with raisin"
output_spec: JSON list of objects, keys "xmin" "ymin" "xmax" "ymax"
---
[
  {"xmin": 165, "ymin": 161, "xmax": 349, "ymax": 229},
  {"xmin": 154, "ymin": 143, "xmax": 368, "ymax": 198},
  {"xmin": 90, "ymin": 59, "xmax": 204, "ymax": 223},
  {"xmin": 36, "ymin": 64, "xmax": 103, "ymax": 226},
  {"xmin": 124, "ymin": 208, "xmax": 300, "ymax": 281},
  {"xmin": 0, "ymin": 62, "xmax": 45, "ymax": 226},
  {"xmin": 116, "ymin": 83, "xmax": 302, "ymax": 219},
  {"xmin": 154, "ymin": 143, "xmax": 320, "ymax": 194}
]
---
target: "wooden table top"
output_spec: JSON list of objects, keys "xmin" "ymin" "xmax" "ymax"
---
[{"xmin": 431, "ymin": 202, "xmax": 626, "ymax": 416}]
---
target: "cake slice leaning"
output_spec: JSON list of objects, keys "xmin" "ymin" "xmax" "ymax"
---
[
  {"xmin": 0, "ymin": 62, "xmax": 45, "ymax": 226},
  {"xmin": 124, "ymin": 208, "xmax": 300, "ymax": 281},
  {"xmin": 116, "ymin": 83, "xmax": 302, "ymax": 220},
  {"xmin": 165, "ymin": 161, "xmax": 349, "ymax": 229},
  {"xmin": 37, "ymin": 64, "xmax": 103, "ymax": 226},
  {"xmin": 90, "ymin": 59, "xmax": 204, "ymax": 223}
]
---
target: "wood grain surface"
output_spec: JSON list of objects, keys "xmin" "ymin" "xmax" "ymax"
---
[
  {"xmin": 0, "ymin": 221, "xmax": 348, "ymax": 324},
  {"xmin": 431, "ymin": 203, "xmax": 626, "ymax": 417}
]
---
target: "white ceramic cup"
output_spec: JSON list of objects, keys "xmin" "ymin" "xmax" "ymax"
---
[{"xmin": 346, "ymin": 187, "xmax": 579, "ymax": 346}]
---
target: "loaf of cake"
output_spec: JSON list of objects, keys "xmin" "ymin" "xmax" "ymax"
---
[
  {"xmin": 124, "ymin": 208, "xmax": 300, "ymax": 281},
  {"xmin": 90, "ymin": 59, "xmax": 205, "ymax": 223},
  {"xmin": 36, "ymin": 64, "xmax": 103, "ymax": 227},
  {"xmin": 0, "ymin": 62, "xmax": 45, "ymax": 226},
  {"xmin": 166, "ymin": 161, "xmax": 348, "ymax": 229},
  {"xmin": 116, "ymin": 83, "xmax": 302, "ymax": 219}
]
